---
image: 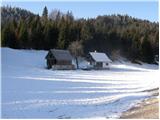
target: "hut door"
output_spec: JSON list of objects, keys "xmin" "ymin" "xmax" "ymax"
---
[
  {"xmin": 96, "ymin": 62, "xmax": 103, "ymax": 68},
  {"xmin": 54, "ymin": 59, "xmax": 57, "ymax": 65},
  {"xmin": 47, "ymin": 60, "xmax": 52, "ymax": 69}
]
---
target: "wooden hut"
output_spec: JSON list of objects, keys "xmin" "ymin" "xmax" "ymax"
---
[
  {"xmin": 45, "ymin": 49, "xmax": 75, "ymax": 70},
  {"xmin": 87, "ymin": 51, "xmax": 112, "ymax": 69}
]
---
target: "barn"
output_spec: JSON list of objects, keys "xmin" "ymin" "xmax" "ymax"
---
[
  {"xmin": 87, "ymin": 51, "xmax": 112, "ymax": 69},
  {"xmin": 45, "ymin": 49, "xmax": 75, "ymax": 70}
]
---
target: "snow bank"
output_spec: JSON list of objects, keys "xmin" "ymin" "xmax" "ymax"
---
[{"xmin": 1, "ymin": 48, "xmax": 159, "ymax": 118}]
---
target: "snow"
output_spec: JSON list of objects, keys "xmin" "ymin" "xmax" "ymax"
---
[
  {"xmin": 1, "ymin": 48, "xmax": 159, "ymax": 118},
  {"xmin": 89, "ymin": 52, "xmax": 112, "ymax": 62}
]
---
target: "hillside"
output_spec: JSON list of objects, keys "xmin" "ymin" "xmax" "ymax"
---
[
  {"xmin": 1, "ymin": 6, "xmax": 159, "ymax": 63},
  {"xmin": 1, "ymin": 6, "xmax": 36, "ymax": 25},
  {"xmin": 1, "ymin": 48, "xmax": 159, "ymax": 118}
]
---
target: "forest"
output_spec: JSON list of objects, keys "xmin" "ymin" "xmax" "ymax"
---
[{"xmin": 1, "ymin": 6, "xmax": 159, "ymax": 63}]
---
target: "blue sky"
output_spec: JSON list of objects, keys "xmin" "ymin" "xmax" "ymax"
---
[{"xmin": 2, "ymin": 1, "xmax": 159, "ymax": 22}]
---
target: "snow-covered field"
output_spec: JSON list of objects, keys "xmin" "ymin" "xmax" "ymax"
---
[{"xmin": 1, "ymin": 48, "xmax": 159, "ymax": 118}]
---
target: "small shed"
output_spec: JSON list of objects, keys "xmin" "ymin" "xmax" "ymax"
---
[
  {"xmin": 45, "ymin": 49, "xmax": 75, "ymax": 70},
  {"xmin": 87, "ymin": 51, "xmax": 112, "ymax": 69}
]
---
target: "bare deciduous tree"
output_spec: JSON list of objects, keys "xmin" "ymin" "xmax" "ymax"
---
[
  {"xmin": 49, "ymin": 9, "xmax": 63, "ymax": 21},
  {"xmin": 68, "ymin": 41, "xmax": 83, "ymax": 69}
]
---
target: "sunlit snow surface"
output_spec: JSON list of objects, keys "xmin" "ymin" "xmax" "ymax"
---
[{"xmin": 1, "ymin": 48, "xmax": 159, "ymax": 118}]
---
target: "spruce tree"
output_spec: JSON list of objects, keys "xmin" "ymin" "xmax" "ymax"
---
[
  {"xmin": 1, "ymin": 22, "xmax": 17, "ymax": 48},
  {"xmin": 141, "ymin": 35, "xmax": 154, "ymax": 63},
  {"xmin": 42, "ymin": 6, "xmax": 48, "ymax": 18},
  {"xmin": 42, "ymin": 6, "xmax": 48, "ymax": 24},
  {"xmin": 19, "ymin": 20, "xmax": 28, "ymax": 49},
  {"xmin": 57, "ymin": 19, "xmax": 68, "ymax": 49}
]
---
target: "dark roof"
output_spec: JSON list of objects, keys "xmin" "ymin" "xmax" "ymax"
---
[{"xmin": 46, "ymin": 49, "xmax": 73, "ymax": 61}]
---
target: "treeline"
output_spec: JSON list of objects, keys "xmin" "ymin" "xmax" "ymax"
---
[{"xmin": 1, "ymin": 6, "xmax": 159, "ymax": 63}]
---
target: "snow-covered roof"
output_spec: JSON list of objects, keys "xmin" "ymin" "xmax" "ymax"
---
[{"xmin": 89, "ymin": 52, "xmax": 112, "ymax": 62}]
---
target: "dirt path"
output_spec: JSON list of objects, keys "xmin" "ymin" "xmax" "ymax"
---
[{"xmin": 120, "ymin": 88, "xmax": 159, "ymax": 119}]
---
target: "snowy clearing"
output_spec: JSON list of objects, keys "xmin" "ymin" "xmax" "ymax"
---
[{"xmin": 1, "ymin": 48, "xmax": 159, "ymax": 118}]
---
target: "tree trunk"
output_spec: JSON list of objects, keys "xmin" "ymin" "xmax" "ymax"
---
[{"xmin": 75, "ymin": 57, "xmax": 79, "ymax": 69}]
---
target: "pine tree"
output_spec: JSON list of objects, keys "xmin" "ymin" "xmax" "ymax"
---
[
  {"xmin": 57, "ymin": 26, "xmax": 66, "ymax": 49},
  {"xmin": 44, "ymin": 23, "xmax": 59, "ymax": 49},
  {"xmin": 130, "ymin": 32, "xmax": 141, "ymax": 60},
  {"xmin": 1, "ymin": 22, "xmax": 17, "ymax": 48},
  {"xmin": 42, "ymin": 6, "xmax": 48, "ymax": 18},
  {"xmin": 18, "ymin": 20, "xmax": 28, "ymax": 48},
  {"xmin": 141, "ymin": 35, "xmax": 154, "ymax": 63},
  {"xmin": 80, "ymin": 22, "xmax": 93, "ymax": 42},
  {"xmin": 31, "ymin": 16, "xmax": 44, "ymax": 49},
  {"xmin": 57, "ymin": 19, "xmax": 68, "ymax": 49},
  {"xmin": 42, "ymin": 6, "xmax": 48, "ymax": 24}
]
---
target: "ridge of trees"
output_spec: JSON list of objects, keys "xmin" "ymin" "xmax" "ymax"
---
[{"xmin": 1, "ymin": 6, "xmax": 159, "ymax": 63}]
